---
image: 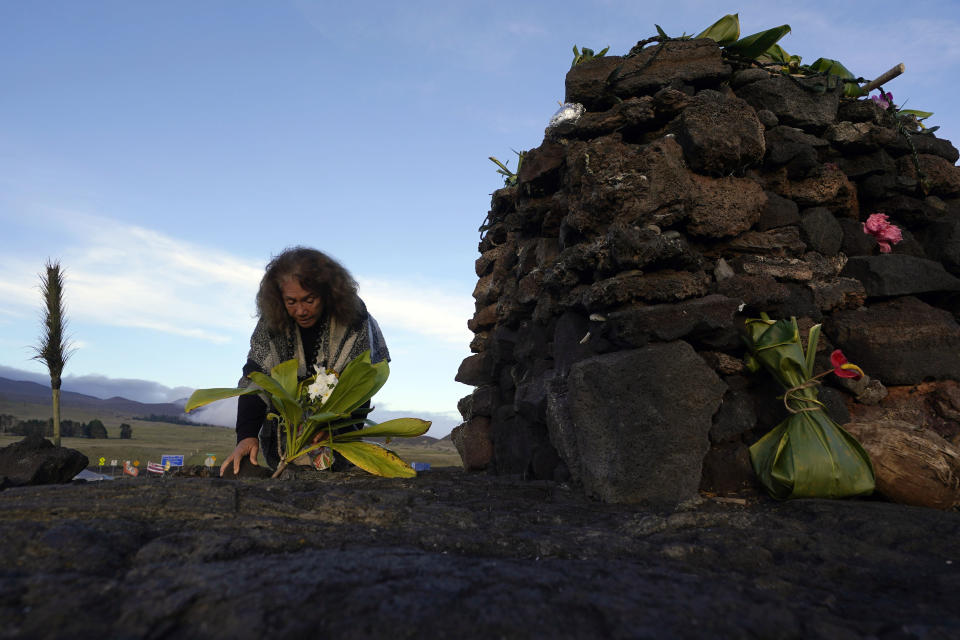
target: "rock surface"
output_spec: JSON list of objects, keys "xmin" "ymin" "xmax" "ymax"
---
[
  {"xmin": 0, "ymin": 436, "xmax": 88, "ymax": 488},
  {"xmin": 461, "ymin": 35, "xmax": 960, "ymax": 506},
  {"xmin": 1, "ymin": 473, "xmax": 958, "ymax": 639},
  {"xmin": 561, "ymin": 342, "xmax": 726, "ymax": 504}
]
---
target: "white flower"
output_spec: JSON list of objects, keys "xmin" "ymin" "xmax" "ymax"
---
[{"xmin": 307, "ymin": 369, "xmax": 339, "ymax": 405}]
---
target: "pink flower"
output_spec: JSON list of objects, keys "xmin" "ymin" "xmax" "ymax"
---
[
  {"xmin": 862, "ymin": 213, "xmax": 903, "ymax": 253},
  {"xmin": 871, "ymin": 90, "xmax": 894, "ymax": 110},
  {"xmin": 830, "ymin": 350, "xmax": 864, "ymax": 380}
]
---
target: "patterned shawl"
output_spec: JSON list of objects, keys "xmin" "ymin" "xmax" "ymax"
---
[{"xmin": 238, "ymin": 302, "xmax": 389, "ymax": 389}]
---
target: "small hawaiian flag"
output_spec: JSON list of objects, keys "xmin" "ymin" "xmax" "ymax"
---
[
  {"xmin": 123, "ymin": 460, "xmax": 139, "ymax": 477},
  {"xmin": 146, "ymin": 462, "xmax": 165, "ymax": 475}
]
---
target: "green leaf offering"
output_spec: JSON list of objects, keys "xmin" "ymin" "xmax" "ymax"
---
[
  {"xmin": 808, "ymin": 57, "xmax": 863, "ymax": 97},
  {"xmin": 724, "ymin": 24, "xmax": 791, "ymax": 60},
  {"xmin": 571, "ymin": 44, "xmax": 610, "ymax": 68},
  {"xmin": 185, "ymin": 350, "xmax": 432, "ymax": 478},
  {"xmin": 743, "ymin": 316, "xmax": 875, "ymax": 500},
  {"xmin": 695, "ymin": 13, "xmax": 740, "ymax": 45}
]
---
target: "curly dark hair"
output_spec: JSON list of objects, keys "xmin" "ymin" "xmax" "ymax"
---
[{"xmin": 256, "ymin": 247, "xmax": 362, "ymax": 332}]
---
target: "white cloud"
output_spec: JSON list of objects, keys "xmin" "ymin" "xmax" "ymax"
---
[
  {"xmin": 188, "ymin": 396, "xmax": 238, "ymax": 428},
  {"xmin": 356, "ymin": 277, "xmax": 473, "ymax": 345},
  {"xmin": 0, "ymin": 364, "xmax": 193, "ymax": 404},
  {"xmin": 506, "ymin": 21, "xmax": 547, "ymax": 38},
  {"xmin": 1, "ymin": 210, "xmax": 474, "ymax": 352},
  {"xmin": 0, "ymin": 211, "xmax": 263, "ymax": 344}
]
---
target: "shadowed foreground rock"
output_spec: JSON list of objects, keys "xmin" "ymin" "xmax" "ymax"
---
[
  {"xmin": 1, "ymin": 470, "xmax": 958, "ymax": 639},
  {"xmin": 0, "ymin": 436, "xmax": 88, "ymax": 488}
]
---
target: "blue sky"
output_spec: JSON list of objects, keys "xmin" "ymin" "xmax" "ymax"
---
[{"xmin": 2, "ymin": 1, "xmax": 958, "ymax": 438}]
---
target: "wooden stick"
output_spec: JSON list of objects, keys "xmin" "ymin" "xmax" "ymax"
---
[{"xmin": 861, "ymin": 63, "xmax": 905, "ymax": 93}]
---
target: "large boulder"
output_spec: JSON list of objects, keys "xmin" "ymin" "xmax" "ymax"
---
[
  {"xmin": 799, "ymin": 207, "xmax": 843, "ymax": 255},
  {"xmin": 897, "ymin": 154, "xmax": 960, "ymax": 197},
  {"xmin": 601, "ymin": 294, "xmax": 742, "ymax": 348},
  {"xmin": 563, "ymin": 135, "xmax": 693, "ymax": 235},
  {"xmin": 763, "ymin": 126, "xmax": 828, "ymax": 179},
  {"xmin": 844, "ymin": 380, "xmax": 960, "ymax": 446},
  {"xmin": 676, "ymin": 90, "xmax": 765, "ymax": 175},
  {"xmin": 687, "ymin": 174, "xmax": 767, "ymax": 238},
  {"xmin": 565, "ymin": 40, "xmax": 730, "ymax": 108},
  {"xmin": 844, "ymin": 421, "xmax": 960, "ymax": 510},
  {"xmin": 736, "ymin": 75, "xmax": 841, "ymax": 131},
  {"xmin": 757, "ymin": 190, "xmax": 800, "ymax": 230},
  {"xmin": 761, "ymin": 164, "xmax": 858, "ymax": 216},
  {"xmin": 824, "ymin": 121, "xmax": 899, "ymax": 153},
  {"xmin": 555, "ymin": 97, "xmax": 657, "ymax": 140},
  {"xmin": 0, "ymin": 435, "xmax": 88, "ymax": 487},
  {"xmin": 451, "ymin": 416, "xmax": 493, "ymax": 472},
  {"xmin": 515, "ymin": 141, "xmax": 566, "ymax": 197},
  {"xmin": 841, "ymin": 255, "xmax": 960, "ymax": 297},
  {"xmin": 558, "ymin": 341, "xmax": 727, "ymax": 504},
  {"xmin": 582, "ymin": 270, "xmax": 711, "ymax": 309},
  {"xmin": 825, "ymin": 297, "xmax": 960, "ymax": 385},
  {"xmin": 917, "ymin": 217, "xmax": 960, "ymax": 276}
]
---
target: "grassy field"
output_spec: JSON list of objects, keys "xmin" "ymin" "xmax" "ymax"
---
[{"xmin": 0, "ymin": 399, "xmax": 462, "ymax": 470}]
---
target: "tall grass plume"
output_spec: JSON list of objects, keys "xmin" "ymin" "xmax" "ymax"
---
[{"xmin": 32, "ymin": 260, "xmax": 74, "ymax": 447}]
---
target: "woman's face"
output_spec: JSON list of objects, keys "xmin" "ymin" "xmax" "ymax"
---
[{"xmin": 280, "ymin": 277, "xmax": 323, "ymax": 328}]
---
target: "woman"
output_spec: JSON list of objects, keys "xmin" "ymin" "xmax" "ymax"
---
[{"xmin": 220, "ymin": 246, "xmax": 389, "ymax": 477}]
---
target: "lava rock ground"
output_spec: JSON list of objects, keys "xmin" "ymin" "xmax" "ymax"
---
[{"xmin": 0, "ymin": 468, "xmax": 957, "ymax": 639}]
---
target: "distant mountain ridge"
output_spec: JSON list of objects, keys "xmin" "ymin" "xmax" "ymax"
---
[
  {"xmin": 0, "ymin": 376, "xmax": 187, "ymax": 418},
  {"xmin": 0, "ymin": 376, "xmax": 455, "ymax": 443}
]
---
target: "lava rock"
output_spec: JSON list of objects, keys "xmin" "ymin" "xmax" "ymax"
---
[
  {"xmin": 676, "ymin": 89, "xmax": 765, "ymax": 175},
  {"xmin": 559, "ymin": 97, "xmax": 657, "ymax": 140},
  {"xmin": 3, "ymin": 470, "xmax": 959, "ymax": 638},
  {"xmin": 841, "ymin": 254, "xmax": 960, "ymax": 297},
  {"xmin": 0, "ymin": 435, "xmax": 88, "ymax": 487},
  {"xmin": 825, "ymin": 296, "xmax": 960, "ymax": 385},
  {"xmin": 763, "ymin": 126, "xmax": 828, "ymax": 178},
  {"xmin": 451, "ymin": 416, "xmax": 493, "ymax": 471},
  {"xmin": 837, "ymin": 149, "xmax": 897, "ymax": 180},
  {"xmin": 736, "ymin": 75, "xmax": 841, "ymax": 131},
  {"xmin": 602, "ymin": 294, "xmax": 742, "ymax": 348},
  {"xmin": 761, "ymin": 164, "xmax": 859, "ymax": 216},
  {"xmin": 757, "ymin": 190, "xmax": 800, "ymax": 230},
  {"xmin": 564, "ymin": 341, "xmax": 726, "ymax": 504},
  {"xmin": 565, "ymin": 40, "xmax": 730, "ymax": 108},
  {"xmin": 799, "ymin": 207, "xmax": 842, "ymax": 255},
  {"xmin": 897, "ymin": 153, "xmax": 960, "ymax": 197},
  {"xmin": 727, "ymin": 227, "xmax": 806, "ymax": 256},
  {"xmin": 687, "ymin": 174, "xmax": 767, "ymax": 237},
  {"xmin": 917, "ymin": 216, "xmax": 960, "ymax": 276},
  {"xmin": 710, "ymin": 386, "xmax": 758, "ymax": 444}
]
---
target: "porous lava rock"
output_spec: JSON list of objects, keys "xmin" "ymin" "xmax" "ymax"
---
[
  {"xmin": 840, "ymin": 255, "xmax": 960, "ymax": 297},
  {"xmin": 825, "ymin": 297, "xmax": 960, "ymax": 384},
  {"xmin": 458, "ymin": 34, "xmax": 960, "ymax": 507},
  {"xmin": 0, "ymin": 435, "xmax": 88, "ymax": 487},
  {"xmin": 1, "ymin": 473, "xmax": 958, "ymax": 638},
  {"xmin": 559, "ymin": 342, "xmax": 726, "ymax": 504},
  {"xmin": 676, "ymin": 89, "xmax": 765, "ymax": 175}
]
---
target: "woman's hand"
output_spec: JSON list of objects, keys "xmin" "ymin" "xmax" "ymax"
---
[{"xmin": 220, "ymin": 437, "xmax": 260, "ymax": 477}]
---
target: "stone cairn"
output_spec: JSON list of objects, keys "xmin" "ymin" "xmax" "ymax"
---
[{"xmin": 453, "ymin": 39, "xmax": 960, "ymax": 505}]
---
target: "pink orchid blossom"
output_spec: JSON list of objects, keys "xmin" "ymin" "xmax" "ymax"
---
[
  {"xmin": 862, "ymin": 213, "xmax": 903, "ymax": 253},
  {"xmin": 870, "ymin": 90, "xmax": 894, "ymax": 110}
]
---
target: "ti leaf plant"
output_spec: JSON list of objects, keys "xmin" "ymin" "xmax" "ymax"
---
[
  {"xmin": 694, "ymin": 13, "xmax": 740, "ymax": 45},
  {"xmin": 185, "ymin": 351, "xmax": 431, "ymax": 478},
  {"xmin": 807, "ymin": 58, "xmax": 863, "ymax": 97},
  {"xmin": 489, "ymin": 149, "xmax": 526, "ymax": 187},
  {"xmin": 722, "ymin": 22, "xmax": 792, "ymax": 60},
  {"xmin": 571, "ymin": 44, "xmax": 609, "ymax": 67}
]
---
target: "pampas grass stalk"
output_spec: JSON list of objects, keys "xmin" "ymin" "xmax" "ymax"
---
[{"xmin": 32, "ymin": 260, "xmax": 73, "ymax": 447}]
